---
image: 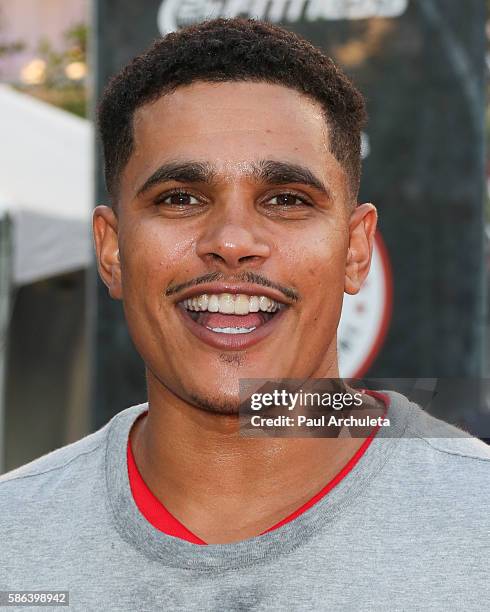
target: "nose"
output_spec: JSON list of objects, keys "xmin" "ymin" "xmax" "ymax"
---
[{"xmin": 196, "ymin": 213, "xmax": 271, "ymax": 270}]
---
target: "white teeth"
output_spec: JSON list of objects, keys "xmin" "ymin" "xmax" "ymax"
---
[
  {"xmin": 207, "ymin": 326, "xmax": 257, "ymax": 334},
  {"xmin": 219, "ymin": 293, "xmax": 235, "ymax": 314},
  {"xmin": 249, "ymin": 296, "xmax": 259, "ymax": 312},
  {"xmin": 198, "ymin": 294, "xmax": 209, "ymax": 311},
  {"xmin": 208, "ymin": 295, "xmax": 219, "ymax": 312},
  {"xmin": 181, "ymin": 293, "xmax": 281, "ymax": 314},
  {"xmin": 259, "ymin": 296, "xmax": 271, "ymax": 312},
  {"xmin": 234, "ymin": 294, "xmax": 250, "ymax": 315}
]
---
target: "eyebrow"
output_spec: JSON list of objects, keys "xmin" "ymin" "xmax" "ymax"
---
[
  {"xmin": 136, "ymin": 159, "xmax": 330, "ymax": 198},
  {"xmin": 253, "ymin": 160, "xmax": 330, "ymax": 197},
  {"xmin": 136, "ymin": 161, "xmax": 215, "ymax": 197}
]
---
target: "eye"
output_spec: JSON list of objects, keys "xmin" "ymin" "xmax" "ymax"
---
[
  {"xmin": 155, "ymin": 191, "xmax": 200, "ymax": 207},
  {"xmin": 267, "ymin": 193, "xmax": 312, "ymax": 207}
]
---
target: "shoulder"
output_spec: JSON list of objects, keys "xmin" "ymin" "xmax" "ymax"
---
[
  {"xmin": 0, "ymin": 403, "xmax": 144, "ymax": 504},
  {"xmin": 0, "ymin": 421, "xmax": 107, "ymax": 506},
  {"xmin": 405, "ymin": 398, "xmax": 490, "ymax": 463},
  {"xmin": 382, "ymin": 389, "xmax": 490, "ymax": 462},
  {"xmin": 362, "ymin": 392, "xmax": 490, "ymax": 557},
  {"xmin": 0, "ymin": 403, "xmax": 147, "ymax": 577},
  {"xmin": 381, "ymin": 392, "xmax": 490, "ymax": 515}
]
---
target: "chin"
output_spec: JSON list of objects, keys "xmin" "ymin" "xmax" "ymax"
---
[{"xmin": 188, "ymin": 391, "xmax": 242, "ymax": 416}]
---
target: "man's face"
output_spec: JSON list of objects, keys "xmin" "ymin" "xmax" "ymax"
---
[{"xmin": 94, "ymin": 81, "xmax": 376, "ymax": 413}]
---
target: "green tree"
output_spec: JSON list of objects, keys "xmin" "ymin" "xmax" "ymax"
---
[{"xmin": 18, "ymin": 22, "xmax": 88, "ymax": 118}]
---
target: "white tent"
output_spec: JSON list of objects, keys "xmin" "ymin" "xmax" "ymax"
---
[
  {"xmin": 0, "ymin": 84, "xmax": 93, "ymax": 285},
  {"xmin": 0, "ymin": 84, "xmax": 93, "ymax": 471}
]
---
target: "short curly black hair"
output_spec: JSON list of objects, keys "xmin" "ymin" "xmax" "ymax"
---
[{"xmin": 97, "ymin": 18, "xmax": 367, "ymax": 204}]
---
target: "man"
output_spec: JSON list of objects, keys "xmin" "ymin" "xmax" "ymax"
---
[{"xmin": 1, "ymin": 18, "xmax": 488, "ymax": 612}]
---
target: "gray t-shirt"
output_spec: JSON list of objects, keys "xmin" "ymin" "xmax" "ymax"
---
[{"xmin": 0, "ymin": 391, "xmax": 489, "ymax": 612}]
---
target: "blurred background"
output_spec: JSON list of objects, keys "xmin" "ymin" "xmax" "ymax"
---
[{"xmin": 0, "ymin": 0, "xmax": 489, "ymax": 472}]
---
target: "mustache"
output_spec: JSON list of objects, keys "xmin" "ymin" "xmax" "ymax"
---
[{"xmin": 165, "ymin": 271, "xmax": 300, "ymax": 302}]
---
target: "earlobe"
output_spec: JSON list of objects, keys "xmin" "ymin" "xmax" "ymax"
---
[
  {"xmin": 92, "ymin": 205, "xmax": 123, "ymax": 300},
  {"xmin": 344, "ymin": 203, "xmax": 378, "ymax": 295}
]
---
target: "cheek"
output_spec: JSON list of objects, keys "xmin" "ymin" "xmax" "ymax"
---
[
  {"xmin": 117, "ymin": 219, "xmax": 199, "ymax": 366},
  {"xmin": 283, "ymin": 225, "xmax": 348, "ymax": 289},
  {"xmin": 119, "ymin": 218, "xmax": 196, "ymax": 292},
  {"xmin": 283, "ymin": 225, "xmax": 348, "ymax": 340}
]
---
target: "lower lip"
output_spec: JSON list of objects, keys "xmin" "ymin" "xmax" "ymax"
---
[{"xmin": 176, "ymin": 305, "xmax": 287, "ymax": 350}]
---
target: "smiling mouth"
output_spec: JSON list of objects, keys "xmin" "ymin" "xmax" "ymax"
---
[{"xmin": 178, "ymin": 293, "xmax": 283, "ymax": 335}]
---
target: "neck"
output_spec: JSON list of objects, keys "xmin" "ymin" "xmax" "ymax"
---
[{"xmin": 129, "ymin": 366, "xmax": 383, "ymax": 544}]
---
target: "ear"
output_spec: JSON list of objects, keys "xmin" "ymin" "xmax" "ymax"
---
[
  {"xmin": 92, "ymin": 205, "xmax": 122, "ymax": 300},
  {"xmin": 344, "ymin": 203, "xmax": 378, "ymax": 295}
]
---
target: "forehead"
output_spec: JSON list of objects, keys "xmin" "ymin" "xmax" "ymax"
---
[{"xmin": 123, "ymin": 81, "xmax": 346, "ymax": 196}]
